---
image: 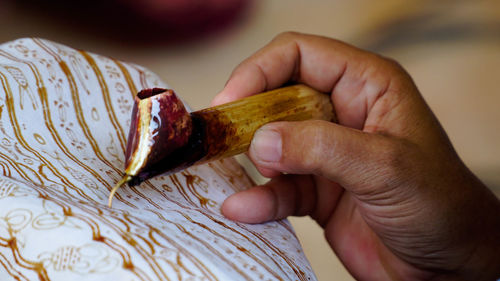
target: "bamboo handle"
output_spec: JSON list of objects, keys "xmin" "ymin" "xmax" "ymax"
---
[{"xmin": 191, "ymin": 84, "xmax": 336, "ymax": 165}]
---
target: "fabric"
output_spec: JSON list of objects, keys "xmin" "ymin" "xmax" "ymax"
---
[{"xmin": 0, "ymin": 38, "xmax": 315, "ymax": 281}]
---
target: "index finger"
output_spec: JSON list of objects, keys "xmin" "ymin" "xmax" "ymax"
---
[
  {"xmin": 211, "ymin": 32, "xmax": 399, "ymax": 129},
  {"xmin": 212, "ymin": 32, "xmax": 347, "ymax": 104}
]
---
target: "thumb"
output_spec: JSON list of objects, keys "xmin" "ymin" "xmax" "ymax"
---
[{"xmin": 249, "ymin": 120, "xmax": 404, "ymax": 194}]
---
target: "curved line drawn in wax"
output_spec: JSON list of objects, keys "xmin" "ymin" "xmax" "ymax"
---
[
  {"xmin": 38, "ymin": 243, "xmax": 120, "ymax": 274},
  {"xmin": 52, "ymin": 89, "xmax": 69, "ymax": 124},
  {"xmin": 1, "ymin": 65, "xmax": 38, "ymax": 110},
  {"xmin": 69, "ymin": 54, "xmax": 91, "ymax": 96},
  {"xmin": 0, "ymin": 178, "xmax": 40, "ymax": 199},
  {"xmin": 116, "ymin": 95, "xmax": 132, "ymax": 115},
  {"xmin": 3, "ymin": 208, "xmax": 33, "ymax": 233},
  {"xmin": 0, "ymin": 208, "xmax": 32, "ymax": 249},
  {"xmin": 0, "ymin": 161, "xmax": 12, "ymax": 178},
  {"xmin": 90, "ymin": 107, "xmax": 100, "ymax": 121},
  {"xmin": 63, "ymin": 122, "xmax": 88, "ymax": 152},
  {"xmin": 105, "ymin": 65, "xmax": 121, "ymax": 80},
  {"xmin": 0, "ymin": 104, "xmax": 9, "ymax": 136},
  {"xmin": 104, "ymin": 132, "xmax": 122, "ymax": 167},
  {"xmin": 0, "ymin": 137, "xmax": 20, "ymax": 161},
  {"xmin": 31, "ymin": 199, "xmax": 83, "ymax": 231},
  {"xmin": 42, "ymin": 150, "xmax": 106, "ymax": 201}
]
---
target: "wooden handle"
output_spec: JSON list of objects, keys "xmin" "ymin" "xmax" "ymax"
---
[
  {"xmin": 191, "ymin": 84, "xmax": 336, "ymax": 165},
  {"xmin": 109, "ymin": 84, "xmax": 336, "ymax": 206}
]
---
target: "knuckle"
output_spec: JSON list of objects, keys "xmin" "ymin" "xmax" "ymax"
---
[
  {"xmin": 366, "ymin": 52, "xmax": 408, "ymax": 76},
  {"xmin": 286, "ymin": 121, "xmax": 331, "ymax": 172},
  {"xmin": 379, "ymin": 55, "xmax": 412, "ymax": 80},
  {"xmin": 364, "ymin": 54, "xmax": 415, "ymax": 96},
  {"xmin": 274, "ymin": 31, "xmax": 302, "ymax": 42},
  {"xmin": 381, "ymin": 56, "xmax": 404, "ymax": 71}
]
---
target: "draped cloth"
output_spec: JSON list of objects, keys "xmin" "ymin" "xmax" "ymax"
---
[{"xmin": 0, "ymin": 38, "xmax": 315, "ymax": 281}]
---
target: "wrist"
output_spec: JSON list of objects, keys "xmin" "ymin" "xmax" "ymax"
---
[{"xmin": 455, "ymin": 184, "xmax": 500, "ymax": 280}]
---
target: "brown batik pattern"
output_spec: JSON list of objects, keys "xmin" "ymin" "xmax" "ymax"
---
[{"xmin": 0, "ymin": 38, "xmax": 316, "ymax": 281}]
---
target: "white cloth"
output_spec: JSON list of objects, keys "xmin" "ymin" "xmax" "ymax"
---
[{"xmin": 0, "ymin": 38, "xmax": 316, "ymax": 281}]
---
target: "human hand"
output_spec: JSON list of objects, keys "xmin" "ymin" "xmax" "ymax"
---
[{"xmin": 212, "ymin": 32, "xmax": 500, "ymax": 280}]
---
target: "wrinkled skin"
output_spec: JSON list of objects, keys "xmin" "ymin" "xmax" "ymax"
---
[{"xmin": 212, "ymin": 32, "xmax": 500, "ymax": 281}]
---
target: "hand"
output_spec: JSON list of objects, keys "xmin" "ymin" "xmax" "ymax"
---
[{"xmin": 211, "ymin": 32, "xmax": 500, "ymax": 280}]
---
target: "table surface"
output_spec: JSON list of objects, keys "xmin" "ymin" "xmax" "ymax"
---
[{"xmin": 2, "ymin": 0, "xmax": 499, "ymax": 280}]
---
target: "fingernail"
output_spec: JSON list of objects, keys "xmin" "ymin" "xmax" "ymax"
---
[{"xmin": 251, "ymin": 127, "xmax": 282, "ymax": 163}]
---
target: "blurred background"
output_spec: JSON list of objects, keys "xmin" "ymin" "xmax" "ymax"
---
[{"xmin": 1, "ymin": 0, "xmax": 499, "ymax": 280}]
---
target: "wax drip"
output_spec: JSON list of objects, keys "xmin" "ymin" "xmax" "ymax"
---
[{"xmin": 108, "ymin": 175, "xmax": 132, "ymax": 207}]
